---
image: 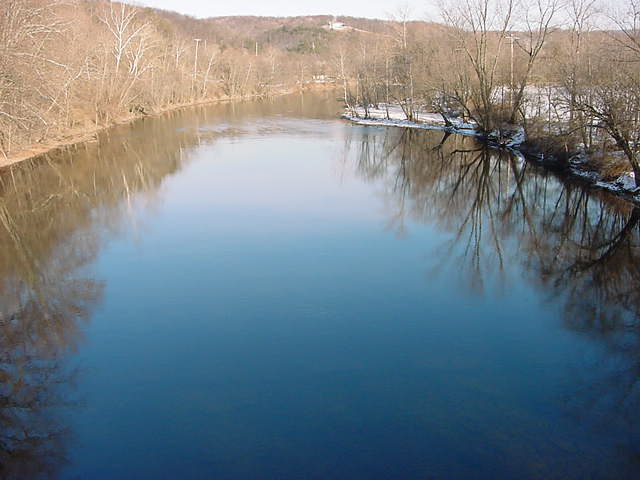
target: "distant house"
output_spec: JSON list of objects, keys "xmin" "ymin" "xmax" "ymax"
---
[{"xmin": 322, "ymin": 19, "xmax": 353, "ymax": 32}]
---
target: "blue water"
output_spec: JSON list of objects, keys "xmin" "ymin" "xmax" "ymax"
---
[{"xmin": 1, "ymin": 94, "xmax": 639, "ymax": 479}]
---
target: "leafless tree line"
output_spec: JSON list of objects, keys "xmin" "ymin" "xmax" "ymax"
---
[
  {"xmin": 4, "ymin": 0, "xmax": 640, "ymax": 185},
  {"xmin": 340, "ymin": 0, "xmax": 640, "ymax": 186},
  {"xmin": 0, "ymin": 0, "xmax": 329, "ymax": 159}
]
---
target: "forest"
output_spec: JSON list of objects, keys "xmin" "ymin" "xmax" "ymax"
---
[
  {"xmin": 2, "ymin": 0, "xmax": 640, "ymax": 191},
  {"xmin": 0, "ymin": 1, "xmax": 348, "ymax": 160},
  {"xmin": 340, "ymin": 0, "xmax": 640, "ymax": 192}
]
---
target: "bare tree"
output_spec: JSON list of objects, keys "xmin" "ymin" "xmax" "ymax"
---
[
  {"xmin": 570, "ymin": 0, "xmax": 640, "ymax": 186},
  {"xmin": 508, "ymin": 0, "xmax": 559, "ymax": 123},
  {"xmin": 441, "ymin": 0, "xmax": 517, "ymax": 132},
  {"xmin": 98, "ymin": 2, "xmax": 154, "ymax": 118}
]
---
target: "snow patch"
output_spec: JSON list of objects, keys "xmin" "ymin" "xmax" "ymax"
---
[
  {"xmin": 344, "ymin": 103, "xmax": 640, "ymax": 203},
  {"xmin": 344, "ymin": 104, "xmax": 529, "ymax": 148},
  {"xmin": 570, "ymin": 165, "xmax": 639, "ymax": 198},
  {"xmin": 614, "ymin": 172, "xmax": 637, "ymax": 191}
]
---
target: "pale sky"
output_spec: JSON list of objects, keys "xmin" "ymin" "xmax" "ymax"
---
[{"xmin": 134, "ymin": 0, "xmax": 436, "ymax": 20}]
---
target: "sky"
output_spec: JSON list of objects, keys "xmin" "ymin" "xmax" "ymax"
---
[{"xmin": 133, "ymin": 0, "xmax": 436, "ymax": 20}]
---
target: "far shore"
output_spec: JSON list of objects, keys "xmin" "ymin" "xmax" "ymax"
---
[{"xmin": 0, "ymin": 83, "xmax": 335, "ymax": 170}]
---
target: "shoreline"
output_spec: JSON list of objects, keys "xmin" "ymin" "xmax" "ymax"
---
[
  {"xmin": 342, "ymin": 106, "xmax": 640, "ymax": 205},
  {"xmin": 0, "ymin": 84, "xmax": 332, "ymax": 170}
]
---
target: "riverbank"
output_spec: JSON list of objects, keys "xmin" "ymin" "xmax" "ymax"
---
[
  {"xmin": 342, "ymin": 104, "xmax": 479, "ymax": 137},
  {"xmin": 342, "ymin": 104, "xmax": 640, "ymax": 204},
  {"xmin": 0, "ymin": 83, "xmax": 333, "ymax": 170}
]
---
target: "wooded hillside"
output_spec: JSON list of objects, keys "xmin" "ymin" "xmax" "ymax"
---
[
  {"xmin": 1, "ymin": 1, "xmax": 407, "ymax": 160},
  {"xmin": 4, "ymin": 0, "xmax": 640, "ymax": 187}
]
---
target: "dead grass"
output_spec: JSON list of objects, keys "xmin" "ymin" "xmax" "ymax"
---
[{"xmin": 582, "ymin": 150, "xmax": 632, "ymax": 181}]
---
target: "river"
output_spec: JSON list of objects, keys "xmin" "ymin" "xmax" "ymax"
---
[{"xmin": 1, "ymin": 92, "xmax": 639, "ymax": 479}]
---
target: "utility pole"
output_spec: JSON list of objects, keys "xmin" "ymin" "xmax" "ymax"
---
[
  {"xmin": 506, "ymin": 34, "xmax": 519, "ymax": 105},
  {"xmin": 193, "ymin": 38, "xmax": 202, "ymax": 99}
]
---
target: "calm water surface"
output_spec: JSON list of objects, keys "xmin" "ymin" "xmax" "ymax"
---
[{"xmin": 1, "ymin": 93, "xmax": 639, "ymax": 479}]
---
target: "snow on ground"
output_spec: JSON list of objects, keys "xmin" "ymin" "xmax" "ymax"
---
[
  {"xmin": 615, "ymin": 172, "xmax": 637, "ymax": 190},
  {"xmin": 343, "ymin": 103, "xmax": 640, "ymax": 203},
  {"xmin": 593, "ymin": 171, "xmax": 639, "ymax": 196},
  {"xmin": 488, "ymin": 126, "xmax": 526, "ymax": 148},
  {"xmin": 343, "ymin": 103, "xmax": 527, "ymax": 149},
  {"xmin": 569, "ymin": 151, "xmax": 640, "ymax": 198},
  {"xmin": 347, "ymin": 104, "xmax": 477, "ymax": 131}
]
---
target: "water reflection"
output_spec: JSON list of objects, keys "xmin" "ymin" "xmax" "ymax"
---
[
  {"xmin": 346, "ymin": 126, "xmax": 640, "ymax": 460},
  {"xmin": 0, "ymin": 105, "xmax": 227, "ymax": 478},
  {"xmin": 0, "ymin": 93, "xmax": 342, "ymax": 477},
  {"xmin": 2, "ymin": 93, "xmax": 639, "ymax": 477}
]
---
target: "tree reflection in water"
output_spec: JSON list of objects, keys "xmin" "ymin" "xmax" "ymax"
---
[
  {"xmin": 346, "ymin": 126, "xmax": 640, "ymax": 461},
  {"xmin": 1, "ymin": 97, "xmax": 639, "ymax": 475},
  {"xmin": 0, "ymin": 107, "xmax": 217, "ymax": 479},
  {"xmin": 0, "ymin": 94, "xmax": 340, "ymax": 478}
]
